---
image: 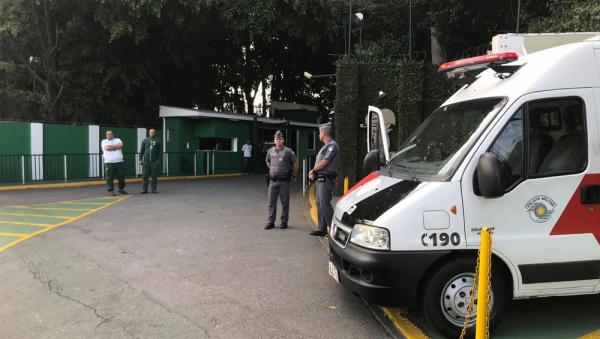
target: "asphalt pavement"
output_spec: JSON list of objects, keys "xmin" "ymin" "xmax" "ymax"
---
[{"xmin": 0, "ymin": 176, "xmax": 390, "ymax": 339}]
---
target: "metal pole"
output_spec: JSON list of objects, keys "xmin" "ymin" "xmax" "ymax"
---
[
  {"xmin": 348, "ymin": 0, "xmax": 352, "ymax": 55},
  {"xmin": 408, "ymin": 0, "xmax": 412, "ymax": 60},
  {"xmin": 475, "ymin": 227, "xmax": 492, "ymax": 339},
  {"xmin": 21, "ymin": 155, "xmax": 25, "ymax": 184},
  {"xmin": 302, "ymin": 158, "xmax": 307, "ymax": 197},
  {"xmin": 344, "ymin": 177, "xmax": 350, "ymax": 195},
  {"xmin": 211, "ymin": 152, "xmax": 215, "ymax": 175},
  {"xmin": 166, "ymin": 153, "xmax": 169, "ymax": 176},
  {"xmin": 516, "ymin": 0, "xmax": 521, "ymax": 33},
  {"xmin": 359, "ymin": 25, "xmax": 362, "ymax": 50},
  {"xmin": 194, "ymin": 152, "xmax": 197, "ymax": 176},
  {"xmin": 63, "ymin": 155, "xmax": 67, "ymax": 182},
  {"xmin": 206, "ymin": 152, "xmax": 209, "ymax": 175}
]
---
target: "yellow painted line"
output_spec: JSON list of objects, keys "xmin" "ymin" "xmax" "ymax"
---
[
  {"xmin": 9, "ymin": 206, "xmax": 92, "ymax": 211},
  {"xmin": 382, "ymin": 308, "xmax": 429, "ymax": 339},
  {"xmin": 0, "ymin": 195, "xmax": 130, "ymax": 252},
  {"xmin": 0, "ymin": 173, "xmax": 245, "ymax": 191},
  {"xmin": 52, "ymin": 202, "xmax": 107, "ymax": 205},
  {"xmin": 0, "ymin": 232, "xmax": 27, "ymax": 238},
  {"xmin": 307, "ymin": 184, "xmax": 318, "ymax": 225},
  {"xmin": 0, "ymin": 220, "xmax": 54, "ymax": 227},
  {"xmin": 581, "ymin": 329, "xmax": 600, "ymax": 339},
  {"xmin": 0, "ymin": 212, "xmax": 71, "ymax": 220}
]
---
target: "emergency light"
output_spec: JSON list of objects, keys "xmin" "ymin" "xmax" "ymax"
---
[{"xmin": 438, "ymin": 52, "xmax": 519, "ymax": 78}]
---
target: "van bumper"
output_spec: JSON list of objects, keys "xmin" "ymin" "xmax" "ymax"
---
[{"xmin": 329, "ymin": 238, "xmax": 450, "ymax": 308}]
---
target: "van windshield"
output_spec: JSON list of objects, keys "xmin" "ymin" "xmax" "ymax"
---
[{"xmin": 388, "ymin": 97, "xmax": 507, "ymax": 181}]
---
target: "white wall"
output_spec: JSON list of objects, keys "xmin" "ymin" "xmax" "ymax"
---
[
  {"xmin": 30, "ymin": 123, "xmax": 44, "ymax": 180},
  {"xmin": 88, "ymin": 125, "xmax": 100, "ymax": 177}
]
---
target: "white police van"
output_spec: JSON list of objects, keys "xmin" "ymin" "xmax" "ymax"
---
[{"xmin": 328, "ymin": 36, "xmax": 600, "ymax": 337}]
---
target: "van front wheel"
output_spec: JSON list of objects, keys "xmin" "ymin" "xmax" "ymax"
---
[{"xmin": 422, "ymin": 257, "xmax": 510, "ymax": 338}]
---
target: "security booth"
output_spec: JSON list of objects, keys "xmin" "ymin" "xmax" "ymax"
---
[{"xmin": 159, "ymin": 104, "xmax": 320, "ymax": 175}]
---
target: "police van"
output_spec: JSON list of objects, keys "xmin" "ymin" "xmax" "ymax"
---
[{"xmin": 328, "ymin": 36, "xmax": 600, "ymax": 337}]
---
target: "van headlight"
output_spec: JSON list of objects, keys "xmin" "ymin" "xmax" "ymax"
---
[{"xmin": 350, "ymin": 224, "xmax": 390, "ymax": 250}]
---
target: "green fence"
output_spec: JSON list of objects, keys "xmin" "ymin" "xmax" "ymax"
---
[{"xmin": 0, "ymin": 151, "xmax": 245, "ymax": 185}]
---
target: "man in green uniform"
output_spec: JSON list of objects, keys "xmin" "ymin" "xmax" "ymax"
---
[{"xmin": 139, "ymin": 129, "xmax": 162, "ymax": 194}]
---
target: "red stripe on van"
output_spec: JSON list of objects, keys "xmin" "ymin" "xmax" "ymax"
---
[
  {"xmin": 550, "ymin": 174, "xmax": 600, "ymax": 244},
  {"xmin": 338, "ymin": 171, "xmax": 380, "ymax": 202}
]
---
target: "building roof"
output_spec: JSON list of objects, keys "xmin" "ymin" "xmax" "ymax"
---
[
  {"xmin": 158, "ymin": 106, "xmax": 319, "ymax": 128},
  {"xmin": 270, "ymin": 101, "xmax": 318, "ymax": 112}
]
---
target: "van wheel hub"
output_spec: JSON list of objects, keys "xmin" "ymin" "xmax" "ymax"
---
[{"xmin": 440, "ymin": 273, "xmax": 494, "ymax": 327}]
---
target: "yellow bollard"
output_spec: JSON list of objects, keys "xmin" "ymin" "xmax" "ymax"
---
[
  {"xmin": 343, "ymin": 177, "xmax": 349, "ymax": 195},
  {"xmin": 475, "ymin": 227, "xmax": 492, "ymax": 339}
]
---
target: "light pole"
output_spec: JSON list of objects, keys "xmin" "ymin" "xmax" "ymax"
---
[
  {"xmin": 516, "ymin": 0, "xmax": 521, "ymax": 33},
  {"xmin": 355, "ymin": 12, "xmax": 364, "ymax": 50},
  {"xmin": 29, "ymin": 56, "xmax": 39, "ymax": 113},
  {"xmin": 408, "ymin": 0, "xmax": 412, "ymax": 60},
  {"xmin": 347, "ymin": 0, "xmax": 353, "ymax": 55},
  {"xmin": 331, "ymin": 0, "xmax": 356, "ymax": 55}
]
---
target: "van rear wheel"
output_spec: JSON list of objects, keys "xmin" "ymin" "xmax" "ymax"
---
[{"xmin": 422, "ymin": 257, "xmax": 510, "ymax": 338}]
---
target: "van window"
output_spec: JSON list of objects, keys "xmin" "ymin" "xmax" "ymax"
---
[
  {"xmin": 490, "ymin": 108, "xmax": 524, "ymax": 190},
  {"xmin": 529, "ymin": 99, "xmax": 586, "ymax": 177},
  {"xmin": 488, "ymin": 98, "xmax": 587, "ymax": 192}
]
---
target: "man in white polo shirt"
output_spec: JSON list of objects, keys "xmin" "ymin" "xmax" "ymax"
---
[
  {"xmin": 101, "ymin": 130, "xmax": 127, "ymax": 196},
  {"xmin": 241, "ymin": 139, "xmax": 252, "ymax": 174}
]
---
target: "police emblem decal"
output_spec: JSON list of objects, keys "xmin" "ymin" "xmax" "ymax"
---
[{"xmin": 525, "ymin": 195, "xmax": 556, "ymax": 223}]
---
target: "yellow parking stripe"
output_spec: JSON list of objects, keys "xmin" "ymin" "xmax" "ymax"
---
[
  {"xmin": 581, "ymin": 329, "xmax": 600, "ymax": 339},
  {"xmin": 0, "ymin": 195, "xmax": 129, "ymax": 252},
  {"xmin": 9, "ymin": 206, "xmax": 92, "ymax": 211},
  {"xmin": 383, "ymin": 308, "xmax": 429, "ymax": 339},
  {"xmin": 0, "ymin": 220, "xmax": 54, "ymax": 227},
  {"xmin": 0, "ymin": 232, "xmax": 27, "ymax": 238},
  {"xmin": 0, "ymin": 212, "xmax": 71, "ymax": 220},
  {"xmin": 53, "ymin": 202, "xmax": 107, "ymax": 205}
]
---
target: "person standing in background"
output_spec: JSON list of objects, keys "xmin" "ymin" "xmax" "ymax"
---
[
  {"xmin": 265, "ymin": 131, "xmax": 298, "ymax": 230},
  {"xmin": 242, "ymin": 139, "xmax": 253, "ymax": 174},
  {"xmin": 309, "ymin": 123, "xmax": 339, "ymax": 237},
  {"xmin": 140, "ymin": 128, "xmax": 162, "ymax": 194},
  {"xmin": 101, "ymin": 130, "xmax": 127, "ymax": 196}
]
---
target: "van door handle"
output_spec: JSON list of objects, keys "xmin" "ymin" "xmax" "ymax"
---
[{"xmin": 580, "ymin": 185, "xmax": 600, "ymax": 205}]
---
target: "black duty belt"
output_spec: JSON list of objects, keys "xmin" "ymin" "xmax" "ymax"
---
[
  {"xmin": 317, "ymin": 173, "xmax": 337, "ymax": 181},
  {"xmin": 270, "ymin": 175, "xmax": 291, "ymax": 182}
]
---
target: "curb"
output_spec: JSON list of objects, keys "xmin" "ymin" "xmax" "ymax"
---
[{"xmin": 0, "ymin": 173, "xmax": 245, "ymax": 191}]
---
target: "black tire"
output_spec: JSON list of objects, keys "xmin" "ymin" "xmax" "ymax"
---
[{"xmin": 422, "ymin": 256, "xmax": 510, "ymax": 338}]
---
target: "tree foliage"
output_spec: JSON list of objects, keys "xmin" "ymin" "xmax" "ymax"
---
[{"xmin": 0, "ymin": 0, "xmax": 597, "ymax": 127}]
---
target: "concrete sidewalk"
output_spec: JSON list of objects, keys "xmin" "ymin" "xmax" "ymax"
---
[{"xmin": 0, "ymin": 176, "xmax": 389, "ymax": 338}]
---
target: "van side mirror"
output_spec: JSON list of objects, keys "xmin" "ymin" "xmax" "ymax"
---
[
  {"xmin": 475, "ymin": 152, "xmax": 505, "ymax": 198},
  {"xmin": 362, "ymin": 149, "xmax": 381, "ymax": 179}
]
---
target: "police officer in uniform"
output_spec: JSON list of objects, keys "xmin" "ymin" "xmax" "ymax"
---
[
  {"xmin": 139, "ymin": 128, "xmax": 162, "ymax": 194},
  {"xmin": 309, "ymin": 123, "xmax": 339, "ymax": 237},
  {"xmin": 265, "ymin": 130, "xmax": 298, "ymax": 230}
]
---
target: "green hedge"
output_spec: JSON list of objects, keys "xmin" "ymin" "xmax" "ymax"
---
[{"xmin": 333, "ymin": 58, "xmax": 453, "ymax": 190}]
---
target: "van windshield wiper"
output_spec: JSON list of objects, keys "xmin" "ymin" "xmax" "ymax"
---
[{"xmin": 388, "ymin": 162, "xmax": 419, "ymax": 181}]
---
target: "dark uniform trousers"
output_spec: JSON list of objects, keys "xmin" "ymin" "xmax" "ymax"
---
[
  {"xmin": 316, "ymin": 178, "xmax": 335, "ymax": 232},
  {"xmin": 267, "ymin": 179, "xmax": 290, "ymax": 224},
  {"xmin": 105, "ymin": 162, "xmax": 125, "ymax": 192},
  {"xmin": 142, "ymin": 161, "xmax": 160, "ymax": 192}
]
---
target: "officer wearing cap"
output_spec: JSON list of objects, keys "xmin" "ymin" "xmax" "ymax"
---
[
  {"xmin": 309, "ymin": 123, "xmax": 339, "ymax": 237},
  {"xmin": 265, "ymin": 130, "xmax": 298, "ymax": 230}
]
